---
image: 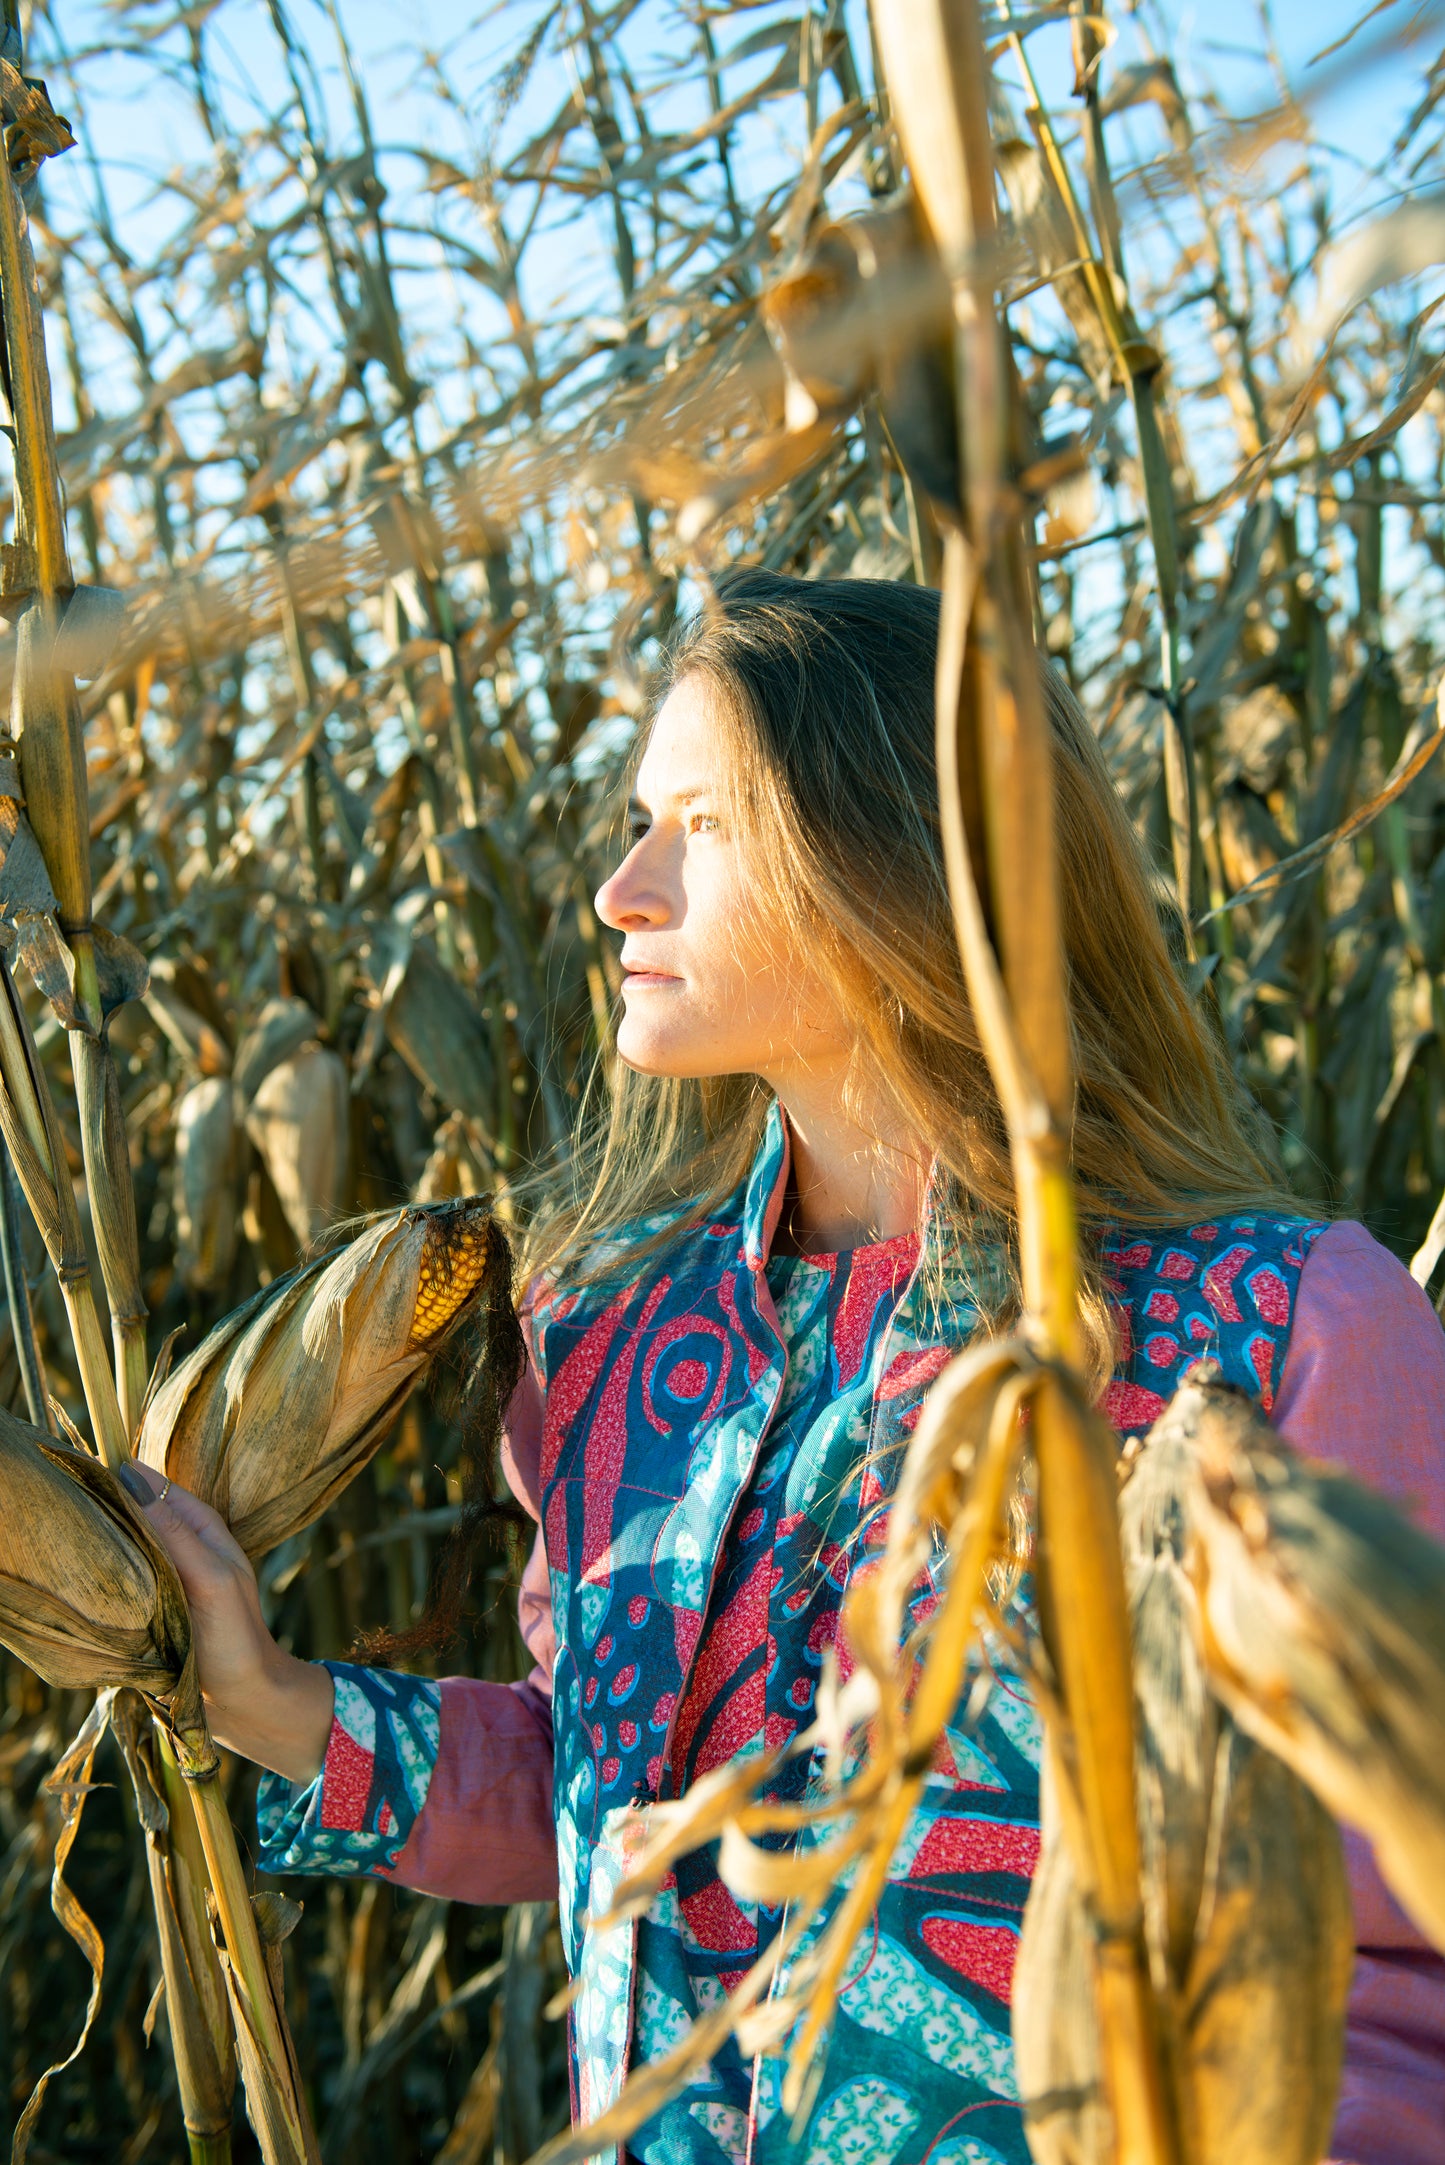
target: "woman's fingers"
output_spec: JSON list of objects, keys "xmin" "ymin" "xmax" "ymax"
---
[{"xmin": 118, "ymin": 1461, "xmax": 255, "ymax": 1582}]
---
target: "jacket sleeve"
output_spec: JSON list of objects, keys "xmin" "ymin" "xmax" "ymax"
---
[
  {"xmin": 257, "ymin": 1363, "xmax": 558, "ymax": 1904},
  {"xmin": 1275, "ymin": 1220, "xmax": 1445, "ymax": 2165}
]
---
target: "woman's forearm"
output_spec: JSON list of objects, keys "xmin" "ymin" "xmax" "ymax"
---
[
  {"xmin": 208, "ymin": 1644, "xmax": 336, "ymax": 1788},
  {"xmin": 116, "ymin": 1460, "xmax": 338, "ymax": 1787}
]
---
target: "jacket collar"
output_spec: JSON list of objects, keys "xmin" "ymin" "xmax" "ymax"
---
[
  {"xmin": 741, "ymin": 1097, "xmax": 791, "ymax": 1271},
  {"xmin": 738, "ymin": 1096, "xmax": 939, "ymax": 1273}
]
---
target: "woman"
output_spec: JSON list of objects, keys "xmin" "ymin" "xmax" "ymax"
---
[{"xmin": 128, "ymin": 573, "xmax": 1445, "ymax": 2165}]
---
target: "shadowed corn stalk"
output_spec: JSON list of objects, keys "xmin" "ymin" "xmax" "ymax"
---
[{"xmin": 110, "ymin": 1691, "xmax": 237, "ymax": 2165}]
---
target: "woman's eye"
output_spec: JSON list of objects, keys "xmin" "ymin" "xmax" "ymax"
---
[
  {"xmin": 689, "ymin": 812, "xmax": 720, "ymax": 835},
  {"xmin": 627, "ymin": 817, "xmax": 650, "ymax": 843}
]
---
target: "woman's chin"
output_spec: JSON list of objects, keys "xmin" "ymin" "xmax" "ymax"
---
[
  {"xmin": 616, "ymin": 1042, "xmax": 696, "ymax": 1078},
  {"xmin": 615, "ymin": 1024, "xmax": 731, "ymax": 1081}
]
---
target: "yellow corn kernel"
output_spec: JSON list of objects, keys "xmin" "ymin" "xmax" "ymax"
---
[{"xmin": 409, "ymin": 1219, "xmax": 495, "ymax": 1345}]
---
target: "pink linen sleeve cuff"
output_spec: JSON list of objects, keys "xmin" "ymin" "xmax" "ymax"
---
[
  {"xmin": 388, "ymin": 1673, "xmax": 558, "ymax": 1905},
  {"xmin": 386, "ymin": 1355, "xmax": 560, "ymax": 1906}
]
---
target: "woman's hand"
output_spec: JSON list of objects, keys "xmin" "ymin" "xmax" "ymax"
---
[{"xmin": 119, "ymin": 1461, "xmax": 335, "ymax": 1788}]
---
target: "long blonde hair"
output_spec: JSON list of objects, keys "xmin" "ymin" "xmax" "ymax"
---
[{"xmin": 525, "ymin": 570, "xmax": 1296, "ymax": 1386}]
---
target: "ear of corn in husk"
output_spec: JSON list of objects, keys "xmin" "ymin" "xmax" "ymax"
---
[
  {"xmin": 1177, "ymin": 1365, "xmax": 1445, "ymax": 1953},
  {"xmin": 1014, "ymin": 1380, "xmax": 1353, "ymax": 2165},
  {"xmin": 175, "ymin": 1075, "xmax": 241, "ymax": 1293},
  {"xmin": 0, "ymin": 1397, "xmax": 206, "ymax": 1748},
  {"xmin": 762, "ymin": 203, "xmax": 959, "ymax": 516},
  {"xmin": 232, "ymin": 996, "xmax": 322, "ymax": 1107},
  {"xmin": 378, "ymin": 932, "xmax": 497, "ymax": 1129},
  {"xmin": 138, "ymin": 1195, "xmax": 516, "ymax": 1558},
  {"xmin": 244, "ymin": 1040, "xmax": 349, "ymax": 1252}
]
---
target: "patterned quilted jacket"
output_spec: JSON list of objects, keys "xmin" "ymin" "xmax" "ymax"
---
[{"xmin": 526, "ymin": 1100, "xmax": 1325, "ymax": 2164}]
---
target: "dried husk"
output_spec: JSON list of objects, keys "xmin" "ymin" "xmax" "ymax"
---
[
  {"xmin": 1181, "ymin": 1369, "xmax": 1445, "ymax": 1952},
  {"xmin": 138, "ymin": 1196, "xmax": 512, "ymax": 1559},
  {"xmin": 174, "ymin": 1075, "xmax": 240, "ymax": 1292},
  {"xmin": 1014, "ymin": 1386, "xmax": 1353, "ymax": 2165},
  {"xmin": 380, "ymin": 936, "xmax": 495, "ymax": 1128},
  {"xmin": 244, "ymin": 1041, "xmax": 349, "ymax": 1252},
  {"xmin": 0, "ymin": 1400, "xmax": 198, "ymax": 1720},
  {"xmin": 415, "ymin": 1113, "xmax": 489, "ymax": 1203},
  {"xmin": 1012, "ymin": 1761, "xmax": 1113, "ymax": 2165},
  {"xmin": 232, "ymin": 997, "xmax": 322, "ymax": 1108}
]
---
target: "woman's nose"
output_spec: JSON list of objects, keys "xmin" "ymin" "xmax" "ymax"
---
[{"xmin": 595, "ymin": 844, "xmax": 671, "ymax": 932}]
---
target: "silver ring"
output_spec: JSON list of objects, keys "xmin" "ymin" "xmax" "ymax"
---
[{"xmin": 157, "ymin": 1474, "xmax": 172, "ymax": 1505}]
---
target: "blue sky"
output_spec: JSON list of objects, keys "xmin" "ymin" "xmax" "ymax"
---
[
  {"xmin": 26, "ymin": 0, "xmax": 1445, "ymax": 678},
  {"xmin": 39, "ymin": 0, "xmax": 1438, "ymax": 327}
]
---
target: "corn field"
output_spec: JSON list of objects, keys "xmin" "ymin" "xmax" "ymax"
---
[{"xmin": 0, "ymin": 0, "xmax": 1443, "ymax": 2156}]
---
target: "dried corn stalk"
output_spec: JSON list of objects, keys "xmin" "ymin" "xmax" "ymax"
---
[
  {"xmin": 870, "ymin": 0, "xmax": 1175, "ymax": 2151},
  {"xmin": 138, "ymin": 1196, "xmax": 516, "ymax": 1557},
  {"xmin": 111, "ymin": 1692, "xmax": 237, "ymax": 2165}
]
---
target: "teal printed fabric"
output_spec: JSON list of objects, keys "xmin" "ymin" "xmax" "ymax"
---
[
  {"xmin": 257, "ymin": 1662, "xmax": 440, "ymax": 1874},
  {"xmin": 627, "ymin": 1240, "xmax": 1039, "ymax": 2165}
]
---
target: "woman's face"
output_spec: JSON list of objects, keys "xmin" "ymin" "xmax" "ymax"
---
[{"xmin": 595, "ymin": 674, "xmax": 850, "ymax": 1081}]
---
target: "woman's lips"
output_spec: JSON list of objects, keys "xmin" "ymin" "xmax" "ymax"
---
[{"xmin": 622, "ymin": 968, "xmax": 681, "ymax": 988}]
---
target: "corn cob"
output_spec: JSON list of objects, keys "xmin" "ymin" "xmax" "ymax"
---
[{"xmin": 138, "ymin": 1196, "xmax": 513, "ymax": 1558}]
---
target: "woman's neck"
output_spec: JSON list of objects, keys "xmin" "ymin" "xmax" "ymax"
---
[{"xmin": 768, "ymin": 1074, "xmax": 927, "ymax": 1256}]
